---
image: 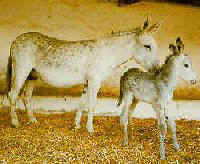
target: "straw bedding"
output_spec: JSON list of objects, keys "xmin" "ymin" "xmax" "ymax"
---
[{"xmin": 0, "ymin": 109, "xmax": 199, "ymax": 163}]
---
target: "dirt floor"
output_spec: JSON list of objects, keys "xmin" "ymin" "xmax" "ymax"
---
[
  {"xmin": 0, "ymin": 110, "xmax": 199, "ymax": 163},
  {"xmin": 0, "ymin": 1, "xmax": 200, "ymax": 163}
]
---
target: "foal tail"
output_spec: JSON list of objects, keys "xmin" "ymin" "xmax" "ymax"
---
[
  {"xmin": 6, "ymin": 55, "xmax": 12, "ymax": 93},
  {"xmin": 117, "ymin": 76, "xmax": 124, "ymax": 107}
]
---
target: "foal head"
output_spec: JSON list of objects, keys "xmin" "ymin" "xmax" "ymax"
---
[{"xmin": 169, "ymin": 37, "xmax": 197, "ymax": 84}]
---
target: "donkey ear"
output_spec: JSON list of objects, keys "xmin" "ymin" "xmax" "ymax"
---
[
  {"xmin": 143, "ymin": 16, "xmax": 150, "ymax": 30},
  {"xmin": 146, "ymin": 22, "xmax": 161, "ymax": 33},
  {"xmin": 176, "ymin": 37, "xmax": 184, "ymax": 53}
]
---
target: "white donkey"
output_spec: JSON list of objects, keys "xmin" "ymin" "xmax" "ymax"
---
[
  {"xmin": 117, "ymin": 37, "xmax": 197, "ymax": 160},
  {"xmin": 7, "ymin": 18, "xmax": 160, "ymax": 132}
]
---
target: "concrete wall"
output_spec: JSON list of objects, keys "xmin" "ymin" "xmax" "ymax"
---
[{"xmin": 0, "ymin": 0, "xmax": 200, "ymax": 99}]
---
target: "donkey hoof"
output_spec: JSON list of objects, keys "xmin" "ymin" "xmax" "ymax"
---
[
  {"xmin": 11, "ymin": 119, "xmax": 20, "ymax": 128},
  {"xmin": 121, "ymin": 140, "xmax": 128, "ymax": 146},
  {"xmin": 29, "ymin": 117, "xmax": 38, "ymax": 124},
  {"xmin": 75, "ymin": 124, "xmax": 81, "ymax": 129},
  {"xmin": 174, "ymin": 144, "xmax": 180, "ymax": 151}
]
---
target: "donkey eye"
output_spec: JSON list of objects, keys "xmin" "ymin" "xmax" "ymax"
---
[
  {"xmin": 184, "ymin": 64, "xmax": 189, "ymax": 68},
  {"xmin": 144, "ymin": 45, "xmax": 151, "ymax": 50}
]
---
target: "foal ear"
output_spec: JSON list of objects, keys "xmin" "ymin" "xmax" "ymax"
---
[
  {"xmin": 176, "ymin": 37, "xmax": 184, "ymax": 53},
  {"xmin": 169, "ymin": 44, "xmax": 178, "ymax": 54}
]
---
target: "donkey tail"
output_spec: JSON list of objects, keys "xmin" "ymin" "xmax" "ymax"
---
[{"xmin": 6, "ymin": 55, "xmax": 12, "ymax": 93}]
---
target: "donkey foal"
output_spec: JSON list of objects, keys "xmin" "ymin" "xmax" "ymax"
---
[{"xmin": 117, "ymin": 37, "xmax": 197, "ymax": 160}]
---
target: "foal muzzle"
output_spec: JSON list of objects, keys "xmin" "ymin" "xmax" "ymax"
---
[{"xmin": 191, "ymin": 80, "xmax": 197, "ymax": 85}]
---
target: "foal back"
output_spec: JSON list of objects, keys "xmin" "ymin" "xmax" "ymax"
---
[{"xmin": 119, "ymin": 68, "xmax": 158, "ymax": 104}]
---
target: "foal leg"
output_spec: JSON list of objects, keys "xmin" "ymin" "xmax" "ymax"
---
[
  {"xmin": 75, "ymin": 86, "xmax": 88, "ymax": 129},
  {"xmin": 22, "ymin": 80, "xmax": 37, "ymax": 123},
  {"xmin": 120, "ymin": 91, "xmax": 133, "ymax": 146},
  {"xmin": 159, "ymin": 114, "xmax": 167, "ymax": 160},
  {"xmin": 167, "ymin": 115, "xmax": 179, "ymax": 151},
  {"xmin": 128, "ymin": 98, "xmax": 138, "ymax": 123},
  {"xmin": 152, "ymin": 105, "xmax": 167, "ymax": 160},
  {"xmin": 86, "ymin": 79, "xmax": 101, "ymax": 133},
  {"xmin": 127, "ymin": 98, "xmax": 138, "ymax": 140}
]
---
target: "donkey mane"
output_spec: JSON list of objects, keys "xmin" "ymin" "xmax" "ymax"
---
[
  {"xmin": 164, "ymin": 54, "xmax": 177, "ymax": 65},
  {"xmin": 110, "ymin": 27, "xmax": 142, "ymax": 37}
]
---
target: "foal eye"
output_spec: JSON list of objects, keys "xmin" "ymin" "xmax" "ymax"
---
[
  {"xmin": 144, "ymin": 45, "xmax": 151, "ymax": 50},
  {"xmin": 184, "ymin": 64, "xmax": 189, "ymax": 68}
]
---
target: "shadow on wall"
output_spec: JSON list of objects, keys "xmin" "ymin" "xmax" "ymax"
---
[
  {"xmin": 0, "ymin": 70, "xmax": 6, "ymax": 93},
  {"xmin": 174, "ymin": 87, "xmax": 200, "ymax": 100},
  {"xmin": 31, "ymin": 86, "xmax": 200, "ymax": 100},
  {"xmin": 0, "ymin": 81, "xmax": 120, "ymax": 98},
  {"xmin": 1, "ymin": 79, "xmax": 200, "ymax": 100}
]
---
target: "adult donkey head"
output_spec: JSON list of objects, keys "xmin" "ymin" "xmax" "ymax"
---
[{"xmin": 132, "ymin": 16, "xmax": 161, "ymax": 71}]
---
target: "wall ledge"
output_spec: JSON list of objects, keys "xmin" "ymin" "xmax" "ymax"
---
[{"xmin": 0, "ymin": 94, "xmax": 200, "ymax": 120}]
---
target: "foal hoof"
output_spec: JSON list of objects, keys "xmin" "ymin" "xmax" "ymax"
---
[
  {"xmin": 160, "ymin": 154, "xmax": 166, "ymax": 160},
  {"xmin": 160, "ymin": 157, "xmax": 166, "ymax": 161},
  {"xmin": 11, "ymin": 119, "xmax": 20, "ymax": 128},
  {"xmin": 87, "ymin": 126, "xmax": 94, "ymax": 133},
  {"xmin": 71, "ymin": 124, "xmax": 81, "ymax": 131},
  {"xmin": 174, "ymin": 144, "xmax": 180, "ymax": 151}
]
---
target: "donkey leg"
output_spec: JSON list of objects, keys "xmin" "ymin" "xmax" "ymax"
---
[
  {"xmin": 86, "ymin": 79, "xmax": 101, "ymax": 133},
  {"xmin": 22, "ymin": 80, "xmax": 37, "ymax": 123},
  {"xmin": 8, "ymin": 43, "xmax": 35, "ymax": 127},
  {"xmin": 8, "ymin": 72, "xmax": 32, "ymax": 127},
  {"xmin": 167, "ymin": 116, "xmax": 179, "ymax": 151},
  {"xmin": 75, "ymin": 86, "xmax": 88, "ymax": 129},
  {"xmin": 75, "ymin": 110, "xmax": 82, "ymax": 129},
  {"xmin": 120, "ymin": 91, "xmax": 133, "ymax": 146},
  {"xmin": 8, "ymin": 89, "xmax": 20, "ymax": 127}
]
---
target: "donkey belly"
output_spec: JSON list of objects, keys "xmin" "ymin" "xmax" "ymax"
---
[{"xmin": 36, "ymin": 67, "xmax": 86, "ymax": 87}]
